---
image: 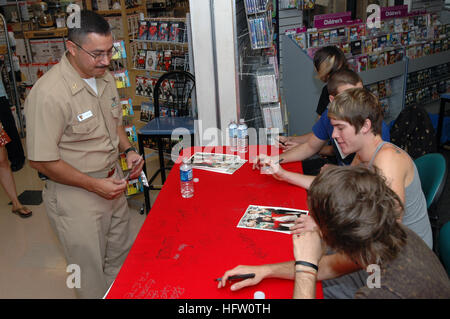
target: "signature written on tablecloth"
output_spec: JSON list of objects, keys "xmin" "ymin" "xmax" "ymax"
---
[{"xmin": 124, "ymin": 271, "xmax": 185, "ymax": 299}]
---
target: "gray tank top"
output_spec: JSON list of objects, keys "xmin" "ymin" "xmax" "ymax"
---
[{"xmin": 368, "ymin": 142, "xmax": 433, "ymax": 249}]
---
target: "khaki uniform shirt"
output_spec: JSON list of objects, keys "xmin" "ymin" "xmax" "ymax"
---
[{"xmin": 25, "ymin": 52, "xmax": 122, "ymax": 173}]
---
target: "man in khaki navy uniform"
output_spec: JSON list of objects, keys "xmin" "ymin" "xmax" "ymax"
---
[{"xmin": 24, "ymin": 10, "xmax": 144, "ymax": 299}]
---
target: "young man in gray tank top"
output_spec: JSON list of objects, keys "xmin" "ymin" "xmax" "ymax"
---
[{"xmin": 230, "ymin": 88, "xmax": 432, "ymax": 298}]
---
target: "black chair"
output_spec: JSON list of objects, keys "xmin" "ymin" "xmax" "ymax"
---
[
  {"xmin": 153, "ymin": 70, "xmax": 195, "ymax": 118},
  {"xmin": 138, "ymin": 71, "xmax": 196, "ymax": 213}
]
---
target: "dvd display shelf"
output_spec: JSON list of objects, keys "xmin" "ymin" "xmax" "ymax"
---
[
  {"xmin": 405, "ymin": 58, "xmax": 450, "ymax": 108},
  {"xmin": 128, "ymin": 15, "xmax": 191, "ymax": 108},
  {"xmin": 256, "ymin": 63, "xmax": 284, "ymax": 137},
  {"xmin": 232, "ymin": 0, "xmax": 286, "ymax": 140},
  {"xmin": 280, "ymin": 5, "xmax": 450, "ymax": 136},
  {"xmin": 282, "ymin": 32, "xmax": 450, "ymax": 137},
  {"xmin": 243, "ymin": 0, "xmax": 274, "ymax": 50},
  {"xmin": 404, "ymin": 50, "xmax": 450, "ymax": 114}
]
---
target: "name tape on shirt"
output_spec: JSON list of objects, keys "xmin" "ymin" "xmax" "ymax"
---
[{"xmin": 77, "ymin": 110, "xmax": 93, "ymax": 122}]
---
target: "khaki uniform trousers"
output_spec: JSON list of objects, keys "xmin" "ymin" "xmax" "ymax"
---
[{"xmin": 42, "ymin": 165, "xmax": 134, "ymax": 299}]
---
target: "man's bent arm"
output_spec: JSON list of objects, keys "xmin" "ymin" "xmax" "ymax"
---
[
  {"xmin": 30, "ymin": 160, "xmax": 97, "ymax": 191},
  {"xmin": 279, "ymin": 134, "xmax": 327, "ymax": 163},
  {"xmin": 29, "ymin": 159, "xmax": 126, "ymax": 200}
]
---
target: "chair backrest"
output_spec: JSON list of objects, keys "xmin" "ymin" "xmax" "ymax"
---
[
  {"xmin": 153, "ymin": 71, "xmax": 195, "ymax": 118},
  {"xmin": 414, "ymin": 153, "xmax": 448, "ymax": 209},
  {"xmin": 439, "ymin": 221, "xmax": 450, "ymax": 277}
]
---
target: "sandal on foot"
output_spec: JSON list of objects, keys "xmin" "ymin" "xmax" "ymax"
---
[{"xmin": 12, "ymin": 206, "xmax": 33, "ymax": 218}]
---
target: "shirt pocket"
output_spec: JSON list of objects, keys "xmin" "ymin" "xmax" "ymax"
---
[
  {"xmin": 71, "ymin": 115, "xmax": 100, "ymax": 135},
  {"xmin": 111, "ymin": 105, "xmax": 121, "ymax": 119}
]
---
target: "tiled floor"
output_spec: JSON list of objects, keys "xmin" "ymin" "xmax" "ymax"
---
[{"xmin": 0, "ymin": 140, "xmax": 163, "ymax": 299}]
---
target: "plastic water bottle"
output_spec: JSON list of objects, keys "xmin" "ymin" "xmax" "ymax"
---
[
  {"xmin": 237, "ymin": 119, "xmax": 248, "ymax": 153},
  {"xmin": 228, "ymin": 121, "xmax": 238, "ymax": 151},
  {"xmin": 180, "ymin": 158, "xmax": 194, "ymax": 198}
]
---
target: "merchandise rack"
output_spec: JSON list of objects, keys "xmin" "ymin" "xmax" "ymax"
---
[
  {"xmin": 243, "ymin": 0, "xmax": 274, "ymax": 50},
  {"xmin": 233, "ymin": 0, "xmax": 287, "ymax": 142},
  {"xmin": 128, "ymin": 15, "xmax": 191, "ymax": 107},
  {"xmin": 280, "ymin": 4, "xmax": 450, "ymax": 136}
]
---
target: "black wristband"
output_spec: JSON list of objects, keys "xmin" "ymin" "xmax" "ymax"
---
[
  {"xmin": 124, "ymin": 146, "xmax": 138, "ymax": 155},
  {"xmin": 295, "ymin": 260, "xmax": 318, "ymax": 271}
]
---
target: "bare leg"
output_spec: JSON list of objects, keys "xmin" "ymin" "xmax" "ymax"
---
[{"xmin": 0, "ymin": 146, "xmax": 31, "ymax": 215}]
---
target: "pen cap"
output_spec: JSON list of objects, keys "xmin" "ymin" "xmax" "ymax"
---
[{"xmin": 253, "ymin": 291, "xmax": 265, "ymax": 299}]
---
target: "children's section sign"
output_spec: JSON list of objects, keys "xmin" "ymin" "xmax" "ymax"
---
[
  {"xmin": 380, "ymin": 5, "xmax": 408, "ymax": 21},
  {"xmin": 313, "ymin": 11, "xmax": 352, "ymax": 29}
]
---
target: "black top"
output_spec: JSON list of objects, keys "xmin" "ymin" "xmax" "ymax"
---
[{"xmin": 316, "ymin": 85, "xmax": 329, "ymax": 116}]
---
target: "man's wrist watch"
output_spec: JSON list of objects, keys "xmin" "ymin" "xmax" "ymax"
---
[{"xmin": 124, "ymin": 146, "xmax": 138, "ymax": 155}]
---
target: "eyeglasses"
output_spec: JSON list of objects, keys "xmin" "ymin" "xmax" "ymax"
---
[{"xmin": 71, "ymin": 41, "xmax": 118, "ymax": 62}]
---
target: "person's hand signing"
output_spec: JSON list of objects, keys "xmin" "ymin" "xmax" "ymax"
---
[
  {"xmin": 277, "ymin": 136, "xmax": 299, "ymax": 151},
  {"xmin": 252, "ymin": 153, "xmax": 272, "ymax": 170},
  {"xmin": 253, "ymin": 154, "xmax": 286, "ymax": 179},
  {"xmin": 217, "ymin": 265, "xmax": 267, "ymax": 291}
]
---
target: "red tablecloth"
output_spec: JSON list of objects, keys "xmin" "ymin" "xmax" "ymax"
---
[{"xmin": 106, "ymin": 146, "xmax": 322, "ymax": 299}]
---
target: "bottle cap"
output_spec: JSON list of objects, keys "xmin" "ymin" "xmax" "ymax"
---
[
  {"xmin": 253, "ymin": 291, "xmax": 265, "ymax": 299},
  {"xmin": 240, "ymin": 119, "xmax": 245, "ymax": 124}
]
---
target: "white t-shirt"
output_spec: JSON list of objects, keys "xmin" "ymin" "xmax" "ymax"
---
[{"xmin": 83, "ymin": 77, "xmax": 98, "ymax": 95}]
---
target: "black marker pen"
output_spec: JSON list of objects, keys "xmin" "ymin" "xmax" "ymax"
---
[{"xmin": 215, "ymin": 273, "xmax": 255, "ymax": 282}]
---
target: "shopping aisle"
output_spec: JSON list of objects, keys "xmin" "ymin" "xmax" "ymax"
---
[{"xmin": 0, "ymin": 139, "xmax": 160, "ymax": 298}]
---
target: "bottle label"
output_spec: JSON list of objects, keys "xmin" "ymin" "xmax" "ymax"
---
[
  {"xmin": 180, "ymin": 169, "xmax": 193, "ymax": 182},
  {"xmin": 237, "ymin": 128, "xmax": 248, "ymax": 138},
  {"xmin": 229, "ymin": 127, "xmax": 237, "ymax": 137}
]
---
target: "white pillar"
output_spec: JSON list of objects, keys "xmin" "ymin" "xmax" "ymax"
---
[
  {"xmin": 189, "ymin": 0, "xmax": 240, "ymax": 146},
  {"xmin": 212, "ymin": 0, "xmax": 240, "ymax": 132},
  {"xmin": 189, "ymin": 0, "xmax": 219, "ymax": 146}
]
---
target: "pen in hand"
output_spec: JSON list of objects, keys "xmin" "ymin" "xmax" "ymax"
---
[
  {"xmin": 215, "ymin": 273, "xmax": 255, "ymax": 282},
  {"xmin": 277, "ymin": 138, "xmax": 286, "ymax": 146}
]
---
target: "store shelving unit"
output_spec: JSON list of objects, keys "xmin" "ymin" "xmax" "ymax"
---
[
  {"xmin": 280, "ymin": 5, "xmax": 450, "ymax": 136},
  {"xmin": 282, "ymin": 33, "xmax": 450, "ymax": 137},
  {"xmin": 243, "ymin": 0, "xmax": 274, "ymax": 50},
  {"xmin": 128, "ymin": 15, "xmax": 190, "ymax": 110},
  {"xmin": 233, "ymin": 0, "xmax": 285, "ymax": 142}
]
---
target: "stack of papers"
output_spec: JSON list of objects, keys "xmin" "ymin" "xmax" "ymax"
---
[{"xmin": 188, "ymin": 152, "xmax": 247, "ymax": 175}]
